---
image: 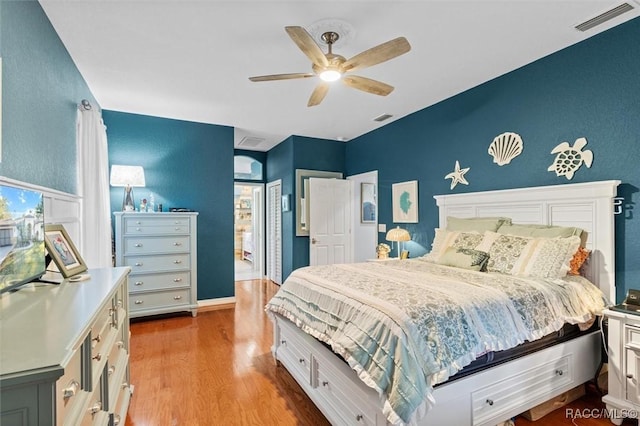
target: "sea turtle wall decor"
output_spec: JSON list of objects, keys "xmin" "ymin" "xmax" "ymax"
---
[{"xmin": 548, "ymin": 137, "xmax": 593, "ymax": 180}]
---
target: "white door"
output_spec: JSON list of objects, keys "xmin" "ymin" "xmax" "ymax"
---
[
  {"xmin": 266, "ymin": 180, "xmax": 282, "ymax": 284},
  {"xmin": 309, "ymin": 178, "xmax": 353, "ymax": 266}
]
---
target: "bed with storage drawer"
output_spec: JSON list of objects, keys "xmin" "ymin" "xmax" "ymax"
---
[{"xmin": 266, "ymin": 180, "xmax": 619, "ymax": 426}]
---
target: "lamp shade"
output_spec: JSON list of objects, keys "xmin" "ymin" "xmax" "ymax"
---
[
  {"xmin": 110, "ymin": 165, "xmax": 146, "ymax": 187},
  {"xmin": 386, "ymin": 226, "xmax": 410, "ymax": 242}
]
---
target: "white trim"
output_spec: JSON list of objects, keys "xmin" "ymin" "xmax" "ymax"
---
[{"xmin": 198, "ymin": 297, "xmax": 236, "ymax": 308}]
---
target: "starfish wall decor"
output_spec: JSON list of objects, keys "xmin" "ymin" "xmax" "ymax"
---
[{"xmin": 445, "ymin": 160, "xmax": 470, "ymax": 190}]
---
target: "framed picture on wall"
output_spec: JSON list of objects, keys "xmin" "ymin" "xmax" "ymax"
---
[
  {"xmin": 361, "ymin": 182, "xmax": 376, "ymax": 223},
  {"xmin": 392, "ymin": 180, "xmax": 418, "ymax": 223},
  {"xmin": 295, "ymin": 169, "xmax": 343, "ymax": 236}
]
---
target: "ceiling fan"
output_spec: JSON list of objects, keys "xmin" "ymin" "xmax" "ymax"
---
[{"xmin": 249, "ymin": 26, "xmax": 411, "ymax": 107}]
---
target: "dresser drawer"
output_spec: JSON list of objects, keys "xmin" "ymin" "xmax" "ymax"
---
[
  {"xmin": 77, "ymin": 375, "xmax": 108, "ymax": 426},
  {"xmin": 125, "ymin": 253, "xmax": 190, "ymax": 273},
  {"xmin": 277, "ymin": 321, "xmax": 312, "ymax": 386},
  {"xmin": 130, "ymin": 288, "xmax": 191, "ymax": 313},
  {"xmin": 472, "ymin": 355, "xmax": 572, "ymax": 425},
  {"xmin": 124, "ymin": 236, "xmax": 190, "ymax": 255},
  {"xmin": 124, "ymin": 217, "xmax": 190, "ymax": 235},
  {"xmin": 129, "ymin": 271, "xmax": 191, "ymax": 293},
  {"xmin": 56, "ymin": 345, "xmax": 83, "ymax": 425}
]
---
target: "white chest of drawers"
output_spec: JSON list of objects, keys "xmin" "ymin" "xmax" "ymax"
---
[
  {"xmin": 114, "ymin": 212, "xmax": 198, "ymax": 318},
  {"xmin": 0, "ymin": 267, "xmax": 132, "ymax": 426}
]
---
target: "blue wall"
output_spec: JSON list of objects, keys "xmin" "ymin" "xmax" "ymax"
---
[
  {"xmin": 104, "ymin": 111, "xmax": 235, "ymax": 300},
  {"xmin": 346, "ymin": 17, "xmax": 640, "ymax": 303},
  {"xmin": 266, "ymin": 135, "xmax": 346, "ymax": 279},
  {"xmin": 0, "ymin": 0, "xmax": 96, "ymax": 193}
]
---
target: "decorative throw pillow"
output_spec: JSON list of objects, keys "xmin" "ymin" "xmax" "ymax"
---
[
  {"xmin": 568, "ymin": 246, "xmax": 591, "ymax": 275},
  {"xmin": 512, "ymin": 236, "xmax": 581, "ymax": 279},
  {"xmin": 446, "ymin": 216, "xmax": 512, "ymax": 233},
  {"xmin": 423, "ymin": 229, "xmax": 483, "ymax": 262},
  {"xmin": 437, "ymin": 247, "xmax": 490, "ymax": 271},
  {"xmin": 477, "ymin": 233, "xmax": 532, "ymax": 274}
]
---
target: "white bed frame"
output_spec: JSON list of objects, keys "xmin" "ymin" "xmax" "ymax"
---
[{"xmin": 271, "ymin": 180, "xmax": 620, "ymax": 426}]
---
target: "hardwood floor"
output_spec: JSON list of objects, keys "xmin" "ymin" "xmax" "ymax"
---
[{"xmin": 126, "ymin": 279, "xmax": 631, "ymax": 426}]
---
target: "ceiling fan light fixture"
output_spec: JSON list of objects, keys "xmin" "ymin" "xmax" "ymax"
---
[{"xmin": 319, "ymin": 69, "xmax": 342, "ymax": 82}]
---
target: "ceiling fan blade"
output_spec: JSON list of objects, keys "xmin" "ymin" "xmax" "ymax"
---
[
  {"xmin": 341, "ymin": 37, "xmax": 411, "ymax": 73},
  {"xmin": 307, "ymin": 82, "xmax": 330, "ymax": 107},
  {"xmin": 342, "ymin": 75, "xmax": 394, "ymax": 96},
  {"xmin": 249, "ymin": 73, "xmax": 315, "ymax": 82},
  {"xmin": 285, "ymin": 26, "xmax": 329, "ymax": 68}
]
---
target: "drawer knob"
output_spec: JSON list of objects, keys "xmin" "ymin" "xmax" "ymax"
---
[
  {"xmin": 135, "ymin": 281, "xmax": 144, "ymax": 286},
  {"xmin": 173, "ymin": 242, "xmax": 182, "ymax": 246},
  {"xmin": 108, "ymin": 366, "xmax": 116, "ymax": 375},
  {"xmin": 62, "ymin": 380, "xmax": 79, "ymax": 399},
  {"xmin": 173, "ymin": 278, "xmax": 183, "ymax": 283},
  {"xmin": 356, "ymin": 414, "xmax": 363, "ymax": 421},
  {"xmin": 135, "ymin": 300, "xmax": 144, "ymax": 305},
  {"xmin": 322, "ymin": 381, "xmax": 329, "ymax": 387},
  {"xmin": 117, "ymin": 340, "xmax": 125, "ymax": 349},
  {"xmin": 135, "ymin": 262, "xmax": 143, "ymax": 266},
  {"xmin": 175, "ymin": 227, "xmax": 180, "ymax": 231},
  {"xmin": 92, "ymin": 334, "xmax": 101, "ymax": 343},
  {"xmin": 93, "ymin": 353, "xmax": 102, "ymax": 362},
  {"xmin": 298, "ymin": 358, "xmax": 305, "ymax": 364},
  {"xmin": 173, "ymin": 260, "xmax": 182, "ymax": 264},
  {"xmin": 134, "ymin": 243, "xmax": 143, "ymax": 247},
  {"xmin": 280, "ymin": 340, "xmax": 286, "ymax": 345},
  {"xmin": 136, "ymin": 227, "xmax": 141, "ymax": 231},
  {"xmin": 88, "ymin": 401, "xmax": 102, "ymax": 415},
  {"xmin": 555, "ymin": 369, "xmax": 564, "ymax": 376},
  {"xmin": 122, "ymin": 382, "xmax": 129, "ymax": 389},
  {"xmin": 486, "ymin": 399, "xmax": 494, "ymax": 406},
  {"xmin": 627, "ymin": 374, "xmax": 634, "ymax": 379},
  {"xmin": 174, "ymin": 295, "xmax": 182, "ymax": 300},
  {"xmin": 113, "ymin": 414, "xmax": 121, "ymax": 425},
  {"xmin": 136, "ymin": 221, "xmax": 141, "ymax": 225}
]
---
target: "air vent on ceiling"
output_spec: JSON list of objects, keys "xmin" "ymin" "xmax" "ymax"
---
[
  {"xmin": 575, "ymin": 2, "xmax": 634, "ymax": 32},
  {"xmin": 373, "ymin": 113, "xmax": 393, "ymax": 122},
  {"xmin": 238, "ymin": 136, "xmax": 265, "ymax": 147}
]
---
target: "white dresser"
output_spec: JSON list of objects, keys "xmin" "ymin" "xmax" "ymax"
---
[
  {"xmin": 0, "ymin": 267, "xmax": 132, "ymax": 426},
  {"xmin": 602, "ymin": 308, "xmax": 640, "ymax": 424},
  {"xmin": 114, "ymin": 212, "xmax": 198, "ymax": 318}
]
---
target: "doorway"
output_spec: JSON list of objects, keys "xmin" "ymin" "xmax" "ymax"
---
[{"xmin": 234, "ymin": 183, "xmax": 264, "ymax": 281}]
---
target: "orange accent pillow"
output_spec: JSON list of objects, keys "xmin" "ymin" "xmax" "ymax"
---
[{"xmin": 568, "ymin": 246, "xmax": 591, "ymax": 275}]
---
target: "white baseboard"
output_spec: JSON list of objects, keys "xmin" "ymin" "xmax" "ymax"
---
[{"xmin": 198, "ymin": 297, "xmax": 236, "ymax": 311}]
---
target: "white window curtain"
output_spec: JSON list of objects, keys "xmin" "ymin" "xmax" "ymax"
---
[{"xmin": 76, "ymin": 106, "xmax": 112, "ymax": 268}]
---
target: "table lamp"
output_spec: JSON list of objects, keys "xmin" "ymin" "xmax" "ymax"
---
[
  {"xmin": 386, "ymin": 226, "xmax": 411, "ymax": 259},
  {"xmin": 110, "ymin": 165, "xmax": 146, "ymax": 212}
]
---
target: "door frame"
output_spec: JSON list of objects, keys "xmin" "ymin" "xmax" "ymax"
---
[{"xmin": 234, "ymin": 182, "xmax": 265, "ymax": 280}]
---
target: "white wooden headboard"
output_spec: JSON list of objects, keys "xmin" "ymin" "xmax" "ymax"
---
[{"xmin": 434, "ymin": 180, "xmax": 620, "ymax": 303}]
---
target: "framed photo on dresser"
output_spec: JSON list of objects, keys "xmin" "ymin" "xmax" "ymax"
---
[{"xmin": 44, "ymin": 224, "xmax": 87, "ymax": 278}]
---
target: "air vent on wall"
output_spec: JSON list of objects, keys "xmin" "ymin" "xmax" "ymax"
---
[
  {"xmin": 575, "ymin": 2, "xmax": 634, "ymax": 32},
  {"xmin": 238, "ymin": 136, "xmax": 265, "ymax": 147},
  {"xmin": 373, "ymin": 113, "xmax": 393, "ymax": 122}
]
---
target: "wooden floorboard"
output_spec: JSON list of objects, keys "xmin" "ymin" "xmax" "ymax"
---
[{"xmin": 126, "ymin": 279, "xmax": 632, "ymax": 425}]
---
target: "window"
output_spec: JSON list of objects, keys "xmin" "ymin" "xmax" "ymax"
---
[{"xmin": 234, "ymin": 155, "xmax": 263, "ymax": 181}]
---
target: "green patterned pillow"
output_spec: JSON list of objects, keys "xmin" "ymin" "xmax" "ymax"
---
[
  {"xmin": 446, "ymin": 216, "xmax": 512, "ymax": 232},
  {"xmin": 437, "ymin": 247, "xmax": 489, "ymax": 271},
  {"xmin": 423, "ymin": 229, "xmax": 483, "ymax": 262},
  {"xmin": 476, "ymin": 232, "xmax": 532, "ymax": 274}
]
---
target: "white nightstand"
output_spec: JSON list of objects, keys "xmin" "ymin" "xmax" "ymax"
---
[{"xmin": 602, "ymin": 308, "xmax": 640, "ymax": 424}]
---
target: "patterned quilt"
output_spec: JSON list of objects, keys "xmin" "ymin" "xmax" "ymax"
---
[{"xmin": 265, "ymin": 258, "xmax": 607, "ymax": 425}]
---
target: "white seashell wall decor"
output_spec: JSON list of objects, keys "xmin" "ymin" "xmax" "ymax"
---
[
  {"xmin": 547, "ymin": 137, "xmax": 593, "ymax": 180},
  {"xmin": 488, "ymin": 132, "xmax": 523, "ymax": 166}
]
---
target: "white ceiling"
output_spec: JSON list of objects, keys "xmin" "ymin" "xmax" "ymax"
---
[{"xmin": 40, "ymin": 1, "xmax": 639, "ymax": 152}]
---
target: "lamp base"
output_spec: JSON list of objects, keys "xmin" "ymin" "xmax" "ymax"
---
[{"xmin": 122, "ymin": 186, "xmax": 136, "ymax": 212}]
